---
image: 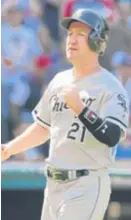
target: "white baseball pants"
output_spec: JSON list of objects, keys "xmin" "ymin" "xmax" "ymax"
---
[{"xmin": 41, "ymin": 172, "xmax": 111, "ymax": 220}]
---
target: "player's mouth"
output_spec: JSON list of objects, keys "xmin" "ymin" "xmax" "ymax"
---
[{"xmin": 68, "ymin": 47, "xmax": 78, "ymax": 51}]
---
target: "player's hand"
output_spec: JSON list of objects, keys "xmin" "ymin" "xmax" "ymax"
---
[
  {"xmin": 1, "ymin": 144, "xmax": 11, "ymax": 162},
  {"xmin": 61, "ymin": 84, "xmax": 85, "ymax": 114}
]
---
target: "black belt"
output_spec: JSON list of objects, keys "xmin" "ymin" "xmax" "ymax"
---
[{"xmin": 47, "ymin": 167, "xmax": 89, "ymax": 182}]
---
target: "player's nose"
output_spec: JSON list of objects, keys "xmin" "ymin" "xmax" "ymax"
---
[
  {"xmin": 68, "ymin": 33, "xmax": 78, "ymax": 44},
  {"xmin": 67, "ymin": 41, "xmax": 78, "ymax": 51}
]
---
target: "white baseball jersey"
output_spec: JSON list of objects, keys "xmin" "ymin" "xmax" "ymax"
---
[{"xmin": 32, "ymin": 68, "xmax": 129, "ymax": 170}]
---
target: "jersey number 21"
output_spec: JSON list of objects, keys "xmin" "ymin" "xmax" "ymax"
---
[{"xmin": 67, "ymin": 122, "xmax": 86, "ymax": 142}]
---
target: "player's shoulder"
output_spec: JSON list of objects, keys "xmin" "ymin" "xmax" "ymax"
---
[
  {"xmin": 45, "ymin": 68, "xmax": 73, "ymax": 94},
  {"xmin": 102, "ymin": 69, "xmax": 128, "ymax": 96},
  {"xmin": 54, "ymin": 68, "xmax": 73, "ymax": 79},
  {"xmin": 51, "ymin": 68, "xmax": 73, "ymax": 84}
]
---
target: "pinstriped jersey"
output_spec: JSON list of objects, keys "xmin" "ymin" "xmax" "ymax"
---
[{"xmin": 32, "ymin": 68, "xmax": 129, "ymax": 170}]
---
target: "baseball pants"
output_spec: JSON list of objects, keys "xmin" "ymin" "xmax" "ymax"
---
[{"xmin": 41, "ymin": 171, "xmax": 111, "ymax": 220}]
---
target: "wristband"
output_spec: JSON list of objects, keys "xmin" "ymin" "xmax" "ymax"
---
[{"xmin": 78, "ymin": 107, "xmax": 103, "ymax": 131}]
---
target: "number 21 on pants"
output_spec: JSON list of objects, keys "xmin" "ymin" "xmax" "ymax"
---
[{"xmin": 67, "ymin": 122, "xmax": 86, "ymax": 142}]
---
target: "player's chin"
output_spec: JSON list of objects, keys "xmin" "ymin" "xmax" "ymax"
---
[{"xmin": 66, "ymin": 52, "xmax": 77, "ymax": 62}]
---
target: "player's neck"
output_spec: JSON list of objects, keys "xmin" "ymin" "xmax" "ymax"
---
[{"xmin": 73, "ymin": 59, "xmax": 101, "ymax": 79}]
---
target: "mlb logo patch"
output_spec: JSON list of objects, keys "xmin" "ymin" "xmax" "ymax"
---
[{"xmin": 84, "ymin": 110, "xmax": 98, "ymax": 124}]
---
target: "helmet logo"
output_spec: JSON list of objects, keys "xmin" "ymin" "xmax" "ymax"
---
[{"xmin": 74, "ymin": 9, "xmax": 84, "ymax": 18}]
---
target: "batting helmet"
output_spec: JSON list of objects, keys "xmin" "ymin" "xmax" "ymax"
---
[{"xmin": 61, "ymin": 8, "xmax": 109, "ymax": 56}]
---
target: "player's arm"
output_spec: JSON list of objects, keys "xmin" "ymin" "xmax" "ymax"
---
[
  {"xmin": 1, "ymin": 122, "xmax": 49, "ymax": 161},
  {"xmin": 63, "ymin": 85, "xmax": 129, "ymax": 147},
  {"xmin": 77, "ymin": 107, "xmax": 121, "ymax": 147},
  {"xmin": 2, "ymin": 81, "xmax": 53, "ymax": 161}
]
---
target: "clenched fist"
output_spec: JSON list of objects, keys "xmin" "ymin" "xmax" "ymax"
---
[
  {"xmin": 61, "ymin": 84, "xmax": 85, "ymax": 114},
  {"xmin": 1, "ymin": 144, "xmax": 11, "ymax": 162}
]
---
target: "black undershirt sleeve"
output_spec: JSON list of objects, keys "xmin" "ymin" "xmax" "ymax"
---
[{"xmin": 78, "ymin": 107, "xmax": 121, "ymax": 147}]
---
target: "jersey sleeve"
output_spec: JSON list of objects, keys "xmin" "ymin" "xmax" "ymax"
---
[
  {"xmin": 100, "ymin": 91, "xmax": 130, "ymax": 138},
  {"xmin": 32, "ymin": 83, "xmax": 52, "ymax": 129}
]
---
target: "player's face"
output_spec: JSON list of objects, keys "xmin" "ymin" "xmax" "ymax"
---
[{"xmin": 66, "ymin": 22, "xmax": 92, "ymax": 62}]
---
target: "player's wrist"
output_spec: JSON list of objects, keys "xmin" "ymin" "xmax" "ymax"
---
[
  {"xmin": 78, "ymin": 106, "xmax": 102, "ymax": 130},
  {"xmin": 1, "ymin": 144, "xmax": 12, "ymax": 161}
]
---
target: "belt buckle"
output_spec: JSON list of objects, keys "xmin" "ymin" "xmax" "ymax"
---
[
  {"xmin": 52, "ymin": 171, "xmax": 62, "ymax": 183},
  {"xmin": 51, "ymin": 168, "xmax": 68, "ymax": 183}
]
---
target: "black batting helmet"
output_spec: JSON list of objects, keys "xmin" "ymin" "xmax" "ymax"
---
[{"xmin": 61, "ymin": 8, "xmax": 109, "ymax": 56}]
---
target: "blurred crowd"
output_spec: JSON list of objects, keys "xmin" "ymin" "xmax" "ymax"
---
[{"xmin": 1, "ymin": 0, "xmax": 131, "ymax": 161}]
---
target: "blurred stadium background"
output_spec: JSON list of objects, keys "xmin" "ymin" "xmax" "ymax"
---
[{"xmin": 1, "ymin": 0, "xmax": 131, "ymax": 219}]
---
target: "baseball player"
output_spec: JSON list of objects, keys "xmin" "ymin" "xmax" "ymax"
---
[{"xmin": 2, "ymin": 9, "xmax": 129, "ymax": 220}]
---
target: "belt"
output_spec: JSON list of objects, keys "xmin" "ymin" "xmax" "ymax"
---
[{"xmin": 46, "ymin": 167, "xmax": 89, "ymax": 182}]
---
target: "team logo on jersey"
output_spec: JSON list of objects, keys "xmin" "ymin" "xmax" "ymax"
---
[
  {"xmin": 49, "ymin": 94, "xmax": 96, "ymax": 112},
  {"xmin": 117, "ymin": 94, "xmax": 128, "ymax": 112}
]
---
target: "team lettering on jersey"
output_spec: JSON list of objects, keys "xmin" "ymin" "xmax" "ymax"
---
[{"xmin": 50, "ymin": 94, "xmax": 96, "ymax": 112}]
